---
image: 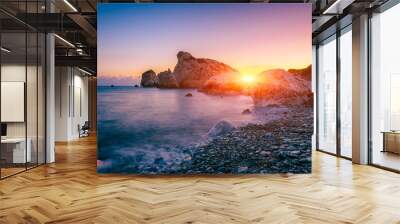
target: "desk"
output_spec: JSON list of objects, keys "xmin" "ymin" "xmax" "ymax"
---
[
  {"xmin": 382, "ymin": 131, "xmax": 400, "ymax": 154},
  {"xmin": 1, "ymin": 138, "xmax": 31, "ymax": 163}
]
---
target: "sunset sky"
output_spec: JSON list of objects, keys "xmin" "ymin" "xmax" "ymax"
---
[{"xmin": 98, "ymin": 3, "xmax": 311, "ymax": 85}]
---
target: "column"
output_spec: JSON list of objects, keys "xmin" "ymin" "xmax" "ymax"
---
[{"xmin": 352, "ymin": 14, "xmax": 369, "ymax": 164}]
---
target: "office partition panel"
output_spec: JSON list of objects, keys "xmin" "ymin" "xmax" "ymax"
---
[
  {"xmin": 0, "ymin": 1, "xmax": 47, "ymax": 179},
  {"xmin": 0, "ymin": 31, "xmax": 28, "ymax": 178}
]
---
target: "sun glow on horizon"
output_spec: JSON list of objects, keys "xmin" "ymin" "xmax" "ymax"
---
[{"xmin": 240, "ymin": 74, "xmax": 257, "ymax": 85}]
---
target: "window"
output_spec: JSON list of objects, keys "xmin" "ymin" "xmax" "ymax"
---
[
  {"xmin": 317, "ymin": 36, "xmax": 337, "ymax": 154},
  {"xmin": 370, "ymin": 3, "xmax": 400, "ymax": 171},
  {"xmin": 339, "ymin": 27, "xmax": 352, "ymax": 158}
]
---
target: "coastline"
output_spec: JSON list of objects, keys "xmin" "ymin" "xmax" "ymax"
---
[
  {"xmin": 98, "ymin": 105, "xmax": 313, "ymax": 174},
  {"xmin": 180, "ymin": 106, "xmax": 313, "ymax": 174}
]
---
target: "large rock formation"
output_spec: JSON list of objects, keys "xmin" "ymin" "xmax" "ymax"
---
[
  {"xmin": 200, "ymin": 65, "xmax": 313, "ymax": 107},
  {"xmin": 139, "ymin": 53, "xmax": 312, "ymax": 107},
  {"xmin": 173, "ymin": 51, "xmax": 238, "ymax": 88},
  {"xmin": 251, "ymin": 69, "xmax": 312, "ymax": 106},
  {"xmin": 200, "ymin": 72, "xmax": 243, "ymax": 95},
  {"xmin": 140, "ymin": 70, "xmax": 158, "ymax": 87},
  {"xmin": 288, "ymin": 65, "xmax": 312, "ymax": 81},
  {"xmin": 157, "ymin": 69, "xmax": 179, "ymax": 88}
]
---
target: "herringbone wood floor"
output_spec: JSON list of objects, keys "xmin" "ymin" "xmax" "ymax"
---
[{"xmin": 1, "ymin": 135, "xmax": 400, "ymax": 224}]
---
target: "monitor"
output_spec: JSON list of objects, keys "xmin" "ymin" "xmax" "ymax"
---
[{"xmin": 1, "ymin": 123, "xmax": 7, "ymax": 137}]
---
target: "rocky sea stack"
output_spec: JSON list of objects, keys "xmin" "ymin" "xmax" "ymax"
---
[
  {"xmin": 173, "ymin": 51, "xmax": 238, "ymax": 88},
  {"xmin": 157, "ymin": 69, "xmax": 179, "ymax": 88},
  {"xmin": 139, "ymin": 51, "xmax": 313, "ymax": 107},
  {"xmin": 242, "ymin": 109, "xmax": 251, "ymax": 114},
  {"xmin": 140, "ymin": 51, "xmax": 238, "ymax": 89},
  {"xmin": 140, "ymin": 70, "xmax": 158, "ymax": 87}
]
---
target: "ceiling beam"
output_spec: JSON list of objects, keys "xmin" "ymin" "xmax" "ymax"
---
[
  {"xmin": 67, "ymin": 13, "xmax": 97, "ymax": 46},
  {"xmin": 323, "ymin": 0, "xmax": 356, "ymax": 14},
  {"xmin": 55, "ymin": 55, "xmax": 96, "ymax": 72}
]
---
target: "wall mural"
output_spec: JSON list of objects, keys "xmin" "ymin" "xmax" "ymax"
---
[{"xmin": 97, "ymin": 3, "xmax": 313, "ymax": 174}]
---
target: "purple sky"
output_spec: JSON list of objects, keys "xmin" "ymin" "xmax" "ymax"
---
[{"xmin": 98, "ymin": 3, "xmax": 311, "ymax": 85}]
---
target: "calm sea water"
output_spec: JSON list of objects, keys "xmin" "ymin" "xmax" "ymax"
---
[{"xmin": 97, "ymin": 86, "xmax": 262, "ymax": 162}]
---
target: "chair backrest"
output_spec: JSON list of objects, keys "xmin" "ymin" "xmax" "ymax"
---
[{"xmin": 82, "ymin": 121, "xmax": 90, "ymax": 129}]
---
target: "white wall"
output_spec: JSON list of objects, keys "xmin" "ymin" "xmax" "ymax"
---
[
  {"xmin": 1, "ymin": 65, "xmax": 39, "ymax": 137},
  {"xmin": 72, "ymin": 73, "xmax": 89, "ymax": 138},
  {"xmin": 1, "ymin": 65, "xmax": 26, "ymax": 139},
  {"xmin": 55, "ymin": 67, "xmax": 70, "ymax": 141},
  {"xmin": 1, "ymin": 63, "xmax": 46, "ymax": 164},
  {"xmin": 55, "ymin": 67, "xmax": 89, "ymax": 141}
]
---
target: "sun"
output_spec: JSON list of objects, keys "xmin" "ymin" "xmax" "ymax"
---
[{"xmin": 241, "ymin": 74, "xmax": 256, "ymax": 84}]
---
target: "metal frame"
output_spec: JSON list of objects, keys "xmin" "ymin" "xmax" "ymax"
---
[
  {"xmin": 315, "ymin": 44, "xmax": 319, "ymax": 151},
  {"xmin": 36, "ymin": 4, "xmax": 39, "ymax": 167},
  {"xmin": 25, "ymin": 2, "xmax": 28, "ymax": 172},
  {"xmin": 315, "ymin": 22, "xmax": 353, "ymax": 162},
  {"xmin": 0, "ymin": 21, "xmax": 2, "ymax": 179},
  {"xmin": 367, "ymin": 10, "xmax": 373, "ymax": 166},
  {"xmin": 336, "ymin": 26, "xmax": 341, "ymax": 157},
  {"xmin": 338, "ymin": 24, "xmax": 353, "ymax": 161},
  {"xmin": 315, "ymin": 32, "xmax": 337, "ymax": 156}
]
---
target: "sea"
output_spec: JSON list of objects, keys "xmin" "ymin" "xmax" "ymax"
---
[{"xmin": 97, "ymin": 86, "xmax": 284, "ymax": 173}]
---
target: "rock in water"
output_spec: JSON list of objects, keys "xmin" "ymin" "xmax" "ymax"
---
[
  {"xmin": 207, "ymin": 120, "xmax": 236, "ymax": 138},
  {"xmin": 173, "ymin": 51, "xmax": 238, "ymax": 88},
  {"xmin": 242, "ymin": 109, "xmax": 251, "ymax": 114},
  {"xmin": 140, "ymin": 70, "xmax": 158, "ymax": 87},
  {"xmin": 134, "ymin": 84, "xmax": 139, "ymax": 87},
  {"xmin": 157, "ymin": 69, "xmax": 179, "ymax": 88},
  {"xmin": 185, "ymin": 93, "xmax": 193, "ymax": 97}
]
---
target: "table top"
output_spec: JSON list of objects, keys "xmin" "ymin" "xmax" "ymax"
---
[
  {"xmin": 381, "ymin": 131, "xmax": 400, "ymax": 134},
  {"xmin": 1, "ymin": 138, "xmax": 29, "ymax": 143}
]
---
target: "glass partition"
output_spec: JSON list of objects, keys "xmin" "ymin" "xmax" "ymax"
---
[
  {"xmin": 0, "ymin": 2, "xmax": 46, "ymax": 179},
  {"xmin": 317, "ymin": 35, "xmax": 337, "ymax": 154},
  {"xmin": 0, "ymin": 31, "xmax": 28, "ymax": 177}
]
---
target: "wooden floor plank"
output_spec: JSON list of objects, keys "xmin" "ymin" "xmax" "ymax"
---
[{"xmin": 0, "ymin": 135, "xmax": 400, "ymax": 223}]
